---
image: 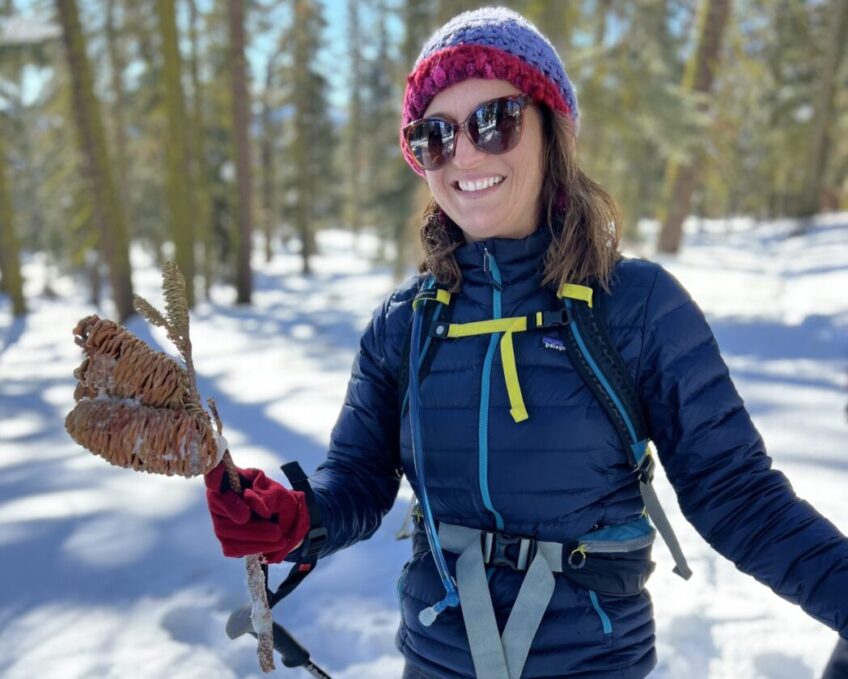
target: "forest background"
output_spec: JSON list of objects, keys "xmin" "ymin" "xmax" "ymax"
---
[{"xmin": 0, "ymin": 0, "xmax": 846, "ymax": 320}]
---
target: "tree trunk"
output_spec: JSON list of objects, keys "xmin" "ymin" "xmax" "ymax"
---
[
  {"xmin": 228, "ymin": 0, "xmax": 252, "ymax": 303},
  {"xmin": 796, "ymin": 0, "xmax": 848, "ymax": 217},
  {"xmin": 292, "ymin": 0, "xmax": 311, "ymax": 274},
  {"xmin": 105, "ymin": 0, "xmax": 134, "ymax": 238},
  {"xmin": 0, "ymin": 132, "xmax": 26, "ymax": 316},
  {"xmin": 657, "ymin": 0, "xmax": 732, "ymax": 254},
  {"xmin": 260, "ymin": 45, "xmax": 283, "ymax": 263},
  {"xmin": 56, "ymin": 0, "xmax": 135, "ymax": 321},
  {"xmin": 346, "ymin": 0, "xmax": 364, "ymax": 239},
  {"xmin": 157, "ymin": 0, "xmax": 196, "ymax": 306},
  {"xmin": 186, "ymin": 0, "xmax": 213, "ymax": 299}
]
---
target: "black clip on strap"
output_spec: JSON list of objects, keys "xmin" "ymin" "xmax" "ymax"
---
[
  {"xmin": 265, "ymin": 462, "xmax": 327, "ymax": 609},
  {"xmin": 636, "ymin": 452, "xmax": 655, "ymax": 484},
  {"xmin": 529, "ymin": 308, "xmax": 571, "ymax": 330}
]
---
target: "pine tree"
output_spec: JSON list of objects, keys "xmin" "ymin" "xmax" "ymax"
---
[
  {"xmin": 105, "ymin": 0, "xmax": 134, "ymax": 239},
  {"xmin": 0, "ymin": 127, "xmax": 26, "ymax": 315},
  {"xmin": 258, "ymin": 28, "xmax": 285, "ymax": 263},
  {"xmin": 344, "ymin": 0, "xmax": 366, "ymax": 238},
  {"xmin": 657, "ymin": 0, "xmax": 732, "ymax": 253},
  {"xmin": 227, "ymin": 0, "xmax": 253, "ymax": 302},
  {"xmin": 281, "ymin": 0, "xmax": 335, "ymax": 274},
  {"xmin": 56, "ymin": 0, "xmax": 135, "ymax": 321},
  {"xmin": 364, "ymin": 0, "xmax": 399, "ymax": 250},
  {"xmin": 186, "ymin": 0, "xmax": 213, "ymax": 297},
  {"xmin": 796, "ymin": 0, "xmax": 847, "ymax": 217},
  {"xmin": 157, "ymin": 0, "xmax": 196, "ymax": 306}
]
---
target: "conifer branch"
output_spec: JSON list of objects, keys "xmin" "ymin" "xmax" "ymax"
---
[
  {"xmin": 133, "ymin": 295, "xmax": 169, "ymax": 329},
  {"xmin": 157, "ymin": 262, "xmax": 203, "ymax": 416}
]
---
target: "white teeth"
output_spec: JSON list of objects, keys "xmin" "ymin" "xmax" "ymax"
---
[{"xmin": 458, "ymin": 176, "xmax": 503, "ymax": 192}]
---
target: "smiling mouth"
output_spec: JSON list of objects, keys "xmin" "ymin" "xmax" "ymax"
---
[{"xmin": 453, "ymin": 176, "xmax": 505, "ymax": 192}]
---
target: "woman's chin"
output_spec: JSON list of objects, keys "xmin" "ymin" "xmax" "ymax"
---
[{"xmin": 457, "ymin": 219, "xmax": 532, "ymax": 242}]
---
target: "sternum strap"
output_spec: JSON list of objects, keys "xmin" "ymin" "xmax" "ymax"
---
[{"xmin": 438, "ymin": 315, "xmax": 541, "ymax": 423}]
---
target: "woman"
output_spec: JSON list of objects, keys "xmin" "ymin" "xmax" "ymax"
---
[{"xmin": 205, "ymin": 8, "xmax": 848, "ymax": 678}]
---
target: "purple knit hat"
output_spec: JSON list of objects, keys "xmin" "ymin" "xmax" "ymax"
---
[{"xmin": 401, "ymin": 6, "xmax": 579, "ymax": 175}]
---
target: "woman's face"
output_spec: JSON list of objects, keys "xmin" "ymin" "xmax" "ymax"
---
[{"xmin": 422, "ymin": 78, "xmax": 544, "ymax": 242}]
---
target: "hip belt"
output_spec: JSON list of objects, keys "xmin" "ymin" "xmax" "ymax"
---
[{"xmin": 431, "ymin": 520, "xmax": 655, "ymax": 679}]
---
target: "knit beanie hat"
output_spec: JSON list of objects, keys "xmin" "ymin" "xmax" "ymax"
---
[{"xmin": 401, "ymin": 6, "xmax": 579, "ymax": 175}]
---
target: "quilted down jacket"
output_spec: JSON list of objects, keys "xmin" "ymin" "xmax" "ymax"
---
[{"xmin": 299, "ymin": 227, "xmax": 848, "ymax": 678}]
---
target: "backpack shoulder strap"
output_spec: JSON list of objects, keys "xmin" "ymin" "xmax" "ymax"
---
[
  {"xmin": 395, "ymin": 275, "xmax": 454, "ymax": 541},
  {"xmin": 559, "ymin": 283, "xmax": 648, "ymax": 464},
  {"xmin": 558, "ymin": 283, "xmax": 692, "ymax": 580},
  {"xmin": 398, "ymin": 274, "xmax": 454, "ymax": 417}
]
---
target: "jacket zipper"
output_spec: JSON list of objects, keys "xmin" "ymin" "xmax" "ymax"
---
[{"xmin": 479, "ymin": 247, "xmax": 505, "ymax": 531}]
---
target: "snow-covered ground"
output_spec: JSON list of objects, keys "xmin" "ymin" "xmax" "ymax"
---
[{"xmin": 1, "ymin": 214, "xmax": 846, "ymax": 679}]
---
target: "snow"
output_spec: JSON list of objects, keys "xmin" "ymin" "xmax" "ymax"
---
[{"xmin": 1, "ymin": 218, "xmax": 846, "ymax": 678}]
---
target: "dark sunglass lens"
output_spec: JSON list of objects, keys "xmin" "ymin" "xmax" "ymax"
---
[
  {"xmin": 407, "ymin": 119, "xmax": 454, "ymax": 170},
  {"xmin": 470, "ymin": 98, "xmax": 523, "ymax": 154}
]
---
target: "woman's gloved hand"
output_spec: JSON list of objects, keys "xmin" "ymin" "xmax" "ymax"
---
[{"xmin": 204, "ymin": 463, "xmax": 311, "ymax": 563}]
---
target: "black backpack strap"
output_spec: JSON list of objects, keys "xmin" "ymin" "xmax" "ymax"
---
[
  {"xmin": 266, "ymin": 461, "xmax": 328, "ymax": 608},
  {"xmin": 560, "ymin": 284, "xmax": 649, "ymax": 467},
  {"xmin": 395, "ymin": 276, "xmax": 454, "ymax": 540},
  {"xmin": 399, "ymin": 275, "xmax": 454, "ymax": 418},
  {"xmin": 558, "ymin": 283, "xmax": 692, "ymax": 580}
]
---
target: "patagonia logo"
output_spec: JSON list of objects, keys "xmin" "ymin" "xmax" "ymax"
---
[{"xmin": 542, "ymin": 336, "xmax": 566, "ymax": 352}]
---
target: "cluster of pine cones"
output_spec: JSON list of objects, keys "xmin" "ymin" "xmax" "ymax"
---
[{"xmin": 65, "ymin": 315, "xmax": 220, "ymax": 477}]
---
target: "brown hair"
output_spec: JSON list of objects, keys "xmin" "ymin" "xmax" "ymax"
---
[{"xmin": 418, "ymin": 106, "xmax": 622, "ymax": 294}]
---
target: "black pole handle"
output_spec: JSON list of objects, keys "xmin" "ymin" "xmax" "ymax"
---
[{"xmin": 226, "ymin": 605, "xmax": 333, "ymax": 678}]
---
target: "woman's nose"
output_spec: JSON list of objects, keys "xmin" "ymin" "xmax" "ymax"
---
[{"xmin": 451, "ymin": 128, "xmax": 485, "ymax": 169}]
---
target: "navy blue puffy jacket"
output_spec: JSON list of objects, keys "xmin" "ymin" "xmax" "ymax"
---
[{"xmin": 300, "ymin": 228, "xmax": 848, "ymax": 678}]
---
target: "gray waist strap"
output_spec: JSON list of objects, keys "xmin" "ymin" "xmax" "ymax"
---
[{"xmin": 437, "ymin": 524, "xmax": 563, "ymax": 679}]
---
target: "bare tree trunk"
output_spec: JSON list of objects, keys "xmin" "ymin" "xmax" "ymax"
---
[
  {"xmin": 292, "ymin": 0, "xmax": 313, "ymax": 275},
  {"xmin": 797, "ymin": 0, "xmax": 848, "ymax": 217},
  {"xmin": 0, "ymin": 132, "xmax": 26, "ymax": 316},
  {"xmin": 228, "ymin": 0, "xmax": 253, "ymax": 303},
  {"xmin": 346, "ymin": 0, "xmax": 364, "ymax": 239},
  {"xmin": 56, "ymin": 0, "xmax": 135, "ymax": 321},
  {"xmin": 260, "ymin": 45, "xmax": 283, "ymax": 263},
  {"xmin": 657, "ymin": 0, "xmax": 732, "ymax": 254},
  {"xmin": 105, "ymin": 0, "xmax": 134, "ymax": 238},
  {"xmin": 157, "ymin": 0, "xmax": 196, "ymax": 306},
  {"xmin": 186, "ymin": 0, "xmax": 213, "ymax": 299}
]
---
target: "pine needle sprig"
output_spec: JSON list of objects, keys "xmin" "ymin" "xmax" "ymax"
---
[
  {"xmin": 133, "ymin": 263, "xmax": 203, "ymax": 417},
  {"xmin": 133, "ymin": 296, "xmax": 169, "ymax": 330},
  {"xmin": 162, "ymin": 261, "xmax": 191, "ymax": 352}
]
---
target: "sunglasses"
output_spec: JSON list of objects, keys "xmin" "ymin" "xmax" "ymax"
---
[{"xmin": 403, "ymin": 94, "xmax": 532, "ymax": 171}]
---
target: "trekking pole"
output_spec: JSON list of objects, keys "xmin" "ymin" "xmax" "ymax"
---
[{"xmin": 226, "ymin": 605, "xmax": 333, "ymax": 678}]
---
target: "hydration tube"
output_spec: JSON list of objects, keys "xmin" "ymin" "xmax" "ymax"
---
[{"xmin": 408, "ymin": 304, "xmax": 460, "ymax": 625}]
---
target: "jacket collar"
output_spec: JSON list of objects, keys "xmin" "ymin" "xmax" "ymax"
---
[{"xmin": 452, "ymin": 226, "xmax": 554, "ymax": 310}]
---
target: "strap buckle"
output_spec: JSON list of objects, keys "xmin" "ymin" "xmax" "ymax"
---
[
  {"xmin": 637, "ymin": 453, "xmax": 655, "ymax": 484},
  {"xmin": 482, "ymin": 531, "xmax": 536, "ymax": 571},
  {"xmin": 529, "ymin": 308, "xmax": 571, "ymax": 329},
  {"xmin": 543, "ymin": 308, "xmax": 571, "ymax": 327}
]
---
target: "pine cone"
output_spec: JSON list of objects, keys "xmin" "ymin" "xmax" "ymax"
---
[{"xmin": 66, "ymin": 315, "xmax": 219, "ymax": 477}]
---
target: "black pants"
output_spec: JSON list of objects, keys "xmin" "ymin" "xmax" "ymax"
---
[{"xmin": 823, "ymin": 638, "xmax": 848, "ymax": 679}]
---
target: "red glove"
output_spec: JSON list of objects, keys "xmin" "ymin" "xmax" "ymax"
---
[{"xmin": 205, "ymin": 463, "xmax": 311, "ymax": 563}]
